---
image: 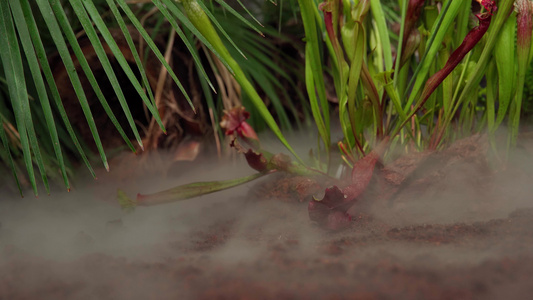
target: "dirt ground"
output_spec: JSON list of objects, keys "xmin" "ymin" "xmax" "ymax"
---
[{"xmin": 1, "ymin": 137, "xmax": 533, "ymax": 299}]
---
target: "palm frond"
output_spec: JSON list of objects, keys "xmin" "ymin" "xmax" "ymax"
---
[
  {"xmin": 0, "ymin": 0, "xmax": 307, "ymax": 195},
  {"xmin": 0, "ymin": 0, "xmax": 200, "ymax": 195}
]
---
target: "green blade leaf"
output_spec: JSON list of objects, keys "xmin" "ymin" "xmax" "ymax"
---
[
  {"xmin": 10, "ymin": 0, "xmax": 70, "ymax": 190},
  {"xmin": 0, "ymin": 0, "xmax": 39, "ymax": 196},
  {"xmin": 69, "ymin": 0, "xmax": 144, "ymax": 151},
  {"xmin": 18, "ymin": 0, "xmax": 96, "ymax": 179},
  {"xmin": 113, "ymin": 0, "xmax": 195, "ymax": 113},
  {"xmin": 47, "ymin": 0, "xmax": 135, "ymax": 156},
  {"xmin": 35, "ymin": 0, "xmax": 109, "ymax": 171},
  {"xmin": 246, "ymin": 69, "xmax": 291, "ymax": 131},
  {"xmin": 196, "ymin": 0, "xmax": 248, "ymax": 59},
  {"xmin": 370, "ymin": 0, "xmax": 393, "ymax": 71},
  {"xmin": 404, "ymin": 0, "xmax": 462, "ymax": 110},
  {"xmin": 160, "ymin": 0, "xmax": 234, "ymax": 74},
  {"xmin": 118, "ymin": 172, "xmax": 268, "ymax": 209},
  {"xmin": 298, "ymin": 0, "xmax": 330, "ymax": 157},
  {"xmin": 151, "ymin": 0, "xmax": 216, "ymax": 92},
  {"xmin": 494, "ymin": 14, "xmax": 516, "ymax": 128},
  {"xmin": 104, "ymin": 0, "xmax": 157, "ymax": 107},
  {"xmin": 457, "ymin": 0, "xmax": 515, "ymax": 103},
  {"xmin": 220, "ymin": 0, "xmax": 264, "ymax": 34},
  {"xmin": 0, "ymin": 117, "xmax": 23, "ymax": 196},
  {"xmin": 7, "ymin": 4, "xmax": 51, "ymax": 195},
  {"xmin": 456, "ymin": 0, "xmax": 516, "ymax": 129}
]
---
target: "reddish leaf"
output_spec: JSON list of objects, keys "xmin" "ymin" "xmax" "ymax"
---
[
  {"xmin": 220, "ymin": 106, "xmax": 259, "ymax": 141},
  {"xmin": 230, "ymin": 138, "xmax": 267, "ymax": 171},
  {"xmin": 319, "ymin": 2, "xmax": 334, "ymax": 40},
  {"xmin": 244, "ymin": 149, "xmax": 268, "ymax": 172},
  {"xmin": 517, "ymin": 0, "xmax": 532, "ymax": 50},
  {"xmin": 480, "ymin": 0, "xmax": 496, "ymax": 14},
  {"xmin": 309, "ymin": 139, "xmax": 388, "ymax": 230},
  {"xmin": 343, "ymin": 150, "xmax": 380, "ymax": 200},
  {"xmin": 308, "ymin": 186, "xmax": 352, "ymax": 230},
  {"xmin": 418, "ymin": 9, "xmax": 493, "ymax": 107},
  {"xmin": 399, "ymin": 0, "xmax": 425, "ymax": 68},
  {"xmin": 399, "ymin": 29, "xmax": 421, "ymax": 68},
  {"xmin": 403, "ymin": 0, "xmax": 426, "ymax": 43},
  {"xmin": 230, "ymin": 139, "xmax": 301, "ymax": 173},
  {"xmin": 319, "ymin": 1, "xmax": 340, "ymax": 53}
]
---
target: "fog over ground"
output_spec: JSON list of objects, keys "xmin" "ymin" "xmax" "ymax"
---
[
  {"xmin": 0, "ymin": 150, "xmax": 258, "ymax": 261},
  {"xmin": 1, "ymin": 131, "xmax": 533, "ymax": 298}
]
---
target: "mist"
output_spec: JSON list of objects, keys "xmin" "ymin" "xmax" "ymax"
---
[{"xmin": 1, "ymin": 133, "xmax": 533, "ymax": 299}]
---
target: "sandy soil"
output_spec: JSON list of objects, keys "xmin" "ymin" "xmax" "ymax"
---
[{"xmin": 1, "ymin": 137, "xmax": 533, "ymax": 299}]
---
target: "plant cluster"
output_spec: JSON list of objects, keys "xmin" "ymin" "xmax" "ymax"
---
[
  {"xmin": 120, "ymin": 0, "xmax": 533, "ymax": 230},
  {"xmin": 2, "ymin": 0, "xmax": 533, "ymax": 229}
]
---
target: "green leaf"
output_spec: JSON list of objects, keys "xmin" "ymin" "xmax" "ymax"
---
[
  {"xmin": 0, "ymin": 1, "xmax": 39, "ymax": 195},
  {"xmin": 404, "ymin": 0, "xmax": 462, "ymax": 111},
  {"xmin": 212, "ymin": 0, "xmax": 264, "ymax": 37},
  {"xmin": 160, "ymin": 0, "xmax": 234, "ymax": 74},
  {"xmin": 219, "ymin": 0, "xmax": 264, "ymax": 33},
  {"xmin": 374, "ymin": 71, "xmax": 408, "ymax": 123},
  {"xmin": 509, "ymin": 0, "xmax": 532, "ymax": 148},
  {"xmin": 18, "ymin": 0, "xmax": 96, "ymax": 180},
  {"xmin": 10, "ymin": 0, "xmax": 70, "ymax": 190},
  {"xmin": 81, "ymin": 0, "xmax": 168, "ymax": 129},
  {"xmin": 392, "ymin": 0, "xmax": 409, "ymax": 90},
  {"xmin": 370, "ymin": 0, "xmax": 393, "ymax": 71},
  {"xmin": 35, "ymin": 0, "xmax": 109, "ymax": 171},
  {"xmin": 457, "ymin": 0, "xmax": 516, "ymax": 114},
  {"xmin": 345, "ymin": 21, "xmax": 366, "ymax": 147},
  {"xmin": 298, "ymin": 0, "xmax": 330, "ymax": 158},
  {"xmin": 69, "ymin": 0, "xmax": 143, "ymax": 151},
  {"xmin": 494, "ymin": 14, "xmax": 516, "ymax": 128},
  {"xmin": 105, "ymin": 0, "xmax": 157, "ymax": 106},
  {"xmin": 151, "ymin": 0, "xmax": 216, "ymax": 92},
  {"xmin": 486, "ymin": 61, "xmax": 498, "ymax": 137},
  {"xmin": 196, "ymin": 0, "xmax": 248, "ymax": 59},
  {"xmin": 246, "ymin": 69, "xmax": 292, "ymax": 131},
  {"xmin": 118, "ymin": 172, "xmax": 268, "ymax": 209},
  {"xmin": 454, "ymin": 0, "xmax": 471, "ymax": 47},
  {"xmin": 0, "ymin": 117, "xmax": 22, "ymax": 196},
  {"xmin": 113, "ymin": 0, "xmax": 194, "ymax": 113}
]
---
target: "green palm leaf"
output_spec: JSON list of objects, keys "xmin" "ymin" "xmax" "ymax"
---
[
  {"xmin": 0, "ymin": 0, "xmax": 212, "ymax": 194},
  {"xmin": 0, "ymin": 0, "xmax": 43, "ymax": 196}
]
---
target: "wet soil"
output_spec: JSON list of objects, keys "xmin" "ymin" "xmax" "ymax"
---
[{"xmin": 1, "ymin": 137, "xmax": 533, "ymax": 299}]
